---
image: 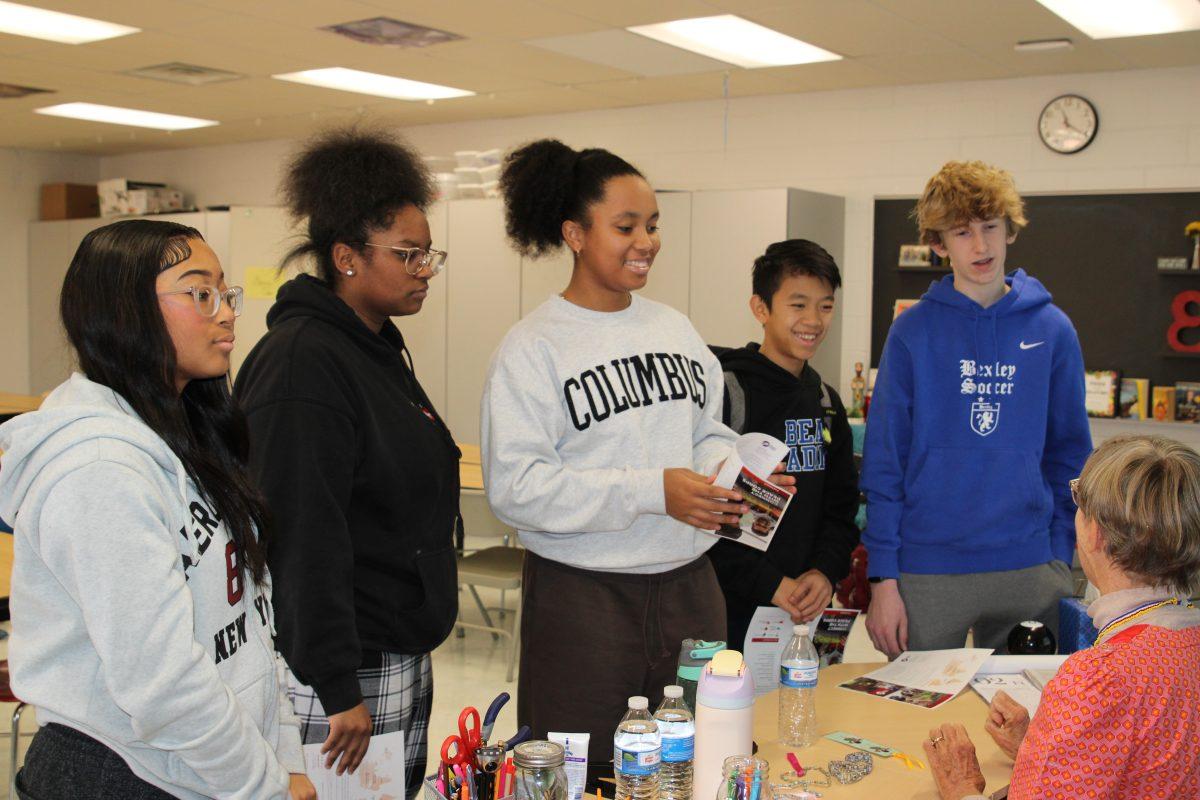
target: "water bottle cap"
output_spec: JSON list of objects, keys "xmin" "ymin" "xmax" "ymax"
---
[
  {"xmin": 628, "ymin": 696, "xmax": 648, "ymax": 710},
  {"xmin": 663, "ymin": 685, "xmax": 683, "ymax": 699},
  {"xmin": 795, "ymin": 624, "xmax": 809, "ymax": 636}
]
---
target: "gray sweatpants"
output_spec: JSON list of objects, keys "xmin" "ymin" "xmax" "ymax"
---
[{"xmin": 899, "ymin": 561, "xmax": 1074, "ymax": 652}]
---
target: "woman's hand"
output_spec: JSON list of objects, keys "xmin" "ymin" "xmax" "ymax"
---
[
  {"xmin": 663, "ymin": 468, "xmax": 746, "ymax": 530},
  {"xmin": 289, "ymin": 773, "xmax": 317, "ymax": 800},
  {"xmin": 923, "ymin": 723, "xmax": 986, "ymax": 800},
  {"xmin": 985, "ymin": 690, "xmax": 1031, "ymax": 761},
  {"xmin": 322, "ymin": 701, "xmax": 372, "ymax": 775}
]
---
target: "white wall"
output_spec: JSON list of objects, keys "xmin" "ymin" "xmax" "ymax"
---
[
  {"xmin": 1, "ymin": 148, "xmax": 98, "ymax": 393},
  {"xmin": 98, "ymin": 65, "xmax": 1200, "ymax": 398}
]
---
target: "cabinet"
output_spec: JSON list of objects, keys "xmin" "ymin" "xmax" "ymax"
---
[{"xmin": 27, "ymin": 188, "xmax": 847, "ymax": 440}]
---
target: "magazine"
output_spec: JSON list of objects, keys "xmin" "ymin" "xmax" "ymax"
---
[{"xmin": 709, "ymin": 433, "xmax": 793, "ymax": 552}]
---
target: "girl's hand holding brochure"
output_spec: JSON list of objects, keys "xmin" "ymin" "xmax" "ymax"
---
[{"xmin": 664, "ymin": 468, "xmax": 747, "ymax": 530}]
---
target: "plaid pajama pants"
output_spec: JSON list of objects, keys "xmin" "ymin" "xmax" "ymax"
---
[{"xmin": 287, "ymin": 651, "xmax": 433, "ymax": 800}]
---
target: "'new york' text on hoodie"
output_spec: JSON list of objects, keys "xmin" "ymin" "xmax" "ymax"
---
[{"xmin": 0, "ymin": 373, "xmax": 302, "ymax": 800}]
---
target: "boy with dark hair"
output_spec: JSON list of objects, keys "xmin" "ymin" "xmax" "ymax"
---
[
  {"xmin": 708, "ymin": 239, "xmax": 861, "ymax": 650},
  {"xmin": 861, "ymin": 160, "xmax": 1091, "ymax": 658}
]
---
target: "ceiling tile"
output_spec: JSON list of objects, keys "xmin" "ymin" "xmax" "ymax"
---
[{"xmin": 526, "ymin": 29, "xmax": 730, "ymax": 76}]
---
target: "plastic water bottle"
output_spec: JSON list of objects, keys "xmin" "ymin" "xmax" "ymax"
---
[
  {"xmin": 778, "ymin": 624, "xmax": 818, "ymax": 747},
  {"xmin": 654, "ymin": 686, "xmax": 694, "ymax": 800},
  {"xmin": 614, "ymin": 696, "xmax": 660, "ymax": 800}
]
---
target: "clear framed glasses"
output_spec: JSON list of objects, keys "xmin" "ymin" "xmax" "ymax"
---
[
  {"xmin": 361, "ymin": 242, "xmax": 447, "ymax": 276},
  {"xmin": 158, "ymin": 285, "xmax": 244, "ymax": 318},
  {"xmin": 1069, "ymin": 477, "xmax": 1081, "ymax": 507}
]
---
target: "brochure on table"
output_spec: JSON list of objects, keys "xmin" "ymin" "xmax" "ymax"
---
[
  {"xmin": 742, "ymin": 606, "xmax": 862, "ymax": 696},
  {"xmin": 303, "ymin": 730, "xmax": 405, "ymax": 799},
  {"xmin": 708, "ymin": 433, "xmax": 793, "ymax": 552},
  {"xmin": 968, "ymin": 654, "xmax": 1069, "ymax": 716},
  {"xmin": 838, "ymin": 649, "xmax": 993, "ymax": 709}
]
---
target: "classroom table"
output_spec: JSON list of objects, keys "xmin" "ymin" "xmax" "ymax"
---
[{"xmin": 752, "ymin": 662, "xmax": 1012, "ymax": 800}]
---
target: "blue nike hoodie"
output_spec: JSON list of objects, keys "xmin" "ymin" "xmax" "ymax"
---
[{"xmin": 861, "ymin": 269, "xmax": 1092, "ymax": 578}]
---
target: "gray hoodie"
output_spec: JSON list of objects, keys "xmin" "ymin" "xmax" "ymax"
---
[{"xmin": 0, "ymin": 373, "xmax": 303, "ymax": 799}]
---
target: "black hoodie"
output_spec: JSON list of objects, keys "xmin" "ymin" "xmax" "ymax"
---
[
  {"xmin": 707, "ymin": 343, "xmax": 859, "ymax": 648},
  {"xmin": 235, "ymin": 275, "xmax": 460, "ymax": 715}
]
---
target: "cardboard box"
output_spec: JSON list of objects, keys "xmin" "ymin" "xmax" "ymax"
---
[
  {"xmin": 39, "ymin": 183, "xmax": 98, "ymax": 220},
  {"xmin": 98, "ymin": 178, "xmax": 184, "ymax": 217}
]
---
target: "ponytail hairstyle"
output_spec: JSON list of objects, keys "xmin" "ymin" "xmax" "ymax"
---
[
  {"xmin": 499, "ymin": 139, "xmax": 643, "ymax": 258},
  {"xmin": 60, "ymin": 219, "xmax": 270, "ymax": 585},
  {"xmin": 281, "ymin": 125, "xmax": 435, "ymax": 282}
]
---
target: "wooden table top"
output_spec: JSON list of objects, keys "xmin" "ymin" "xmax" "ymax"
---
[{"xmin": 752, "ymin": 661, "xmax": 1011, "ymax": 799}]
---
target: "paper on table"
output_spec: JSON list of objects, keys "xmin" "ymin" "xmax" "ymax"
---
[
  {"xmin": 969, "ymin": 654, "xmax": 1069, "ymax": 716},
  {"xmin": 303, "ymin": 730, "xmax": 405, "ymax": 800},
  {"xmin": 743, "ymin": 606, "xmax": 811, "ymax": 696},
  {"xmin": 839, "ymin": 649, "xmax": 993, "ymax": 710},
  {"xmin": 968, "ymin": 674, "xmax": 1043, "ymax": 716}
]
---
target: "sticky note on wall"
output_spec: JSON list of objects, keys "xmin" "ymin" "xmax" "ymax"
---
[{"xmin": 244, "ymin": 266, "xmax": 288, "ymax": 300}]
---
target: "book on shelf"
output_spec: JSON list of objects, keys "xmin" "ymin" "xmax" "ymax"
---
[
  {"xmin": 1176, "ymin": 382, "xmax": 1200, "ymax": 423},
  {"xmin": 1085, "ymin": 370, "xmax": 1120, "ymax": 418},
  {"xmin": 1152, "ymin": 386, "xmax": 1177, "ymax": 423},
  {"xmin": 1118, "ymin": 378, "xmax": 1149, "ymax": 420}
]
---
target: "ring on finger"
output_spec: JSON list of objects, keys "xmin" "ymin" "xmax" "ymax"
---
[{"xmin": 929, "ymin": 735, "xmax": 945, "ymax": 746}]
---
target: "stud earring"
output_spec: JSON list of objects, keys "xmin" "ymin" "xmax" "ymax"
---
[{"xmin": 346, "ymin": 269, "xmax": 355, "ymax": 276}]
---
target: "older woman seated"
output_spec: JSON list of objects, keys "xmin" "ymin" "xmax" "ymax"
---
[{"xmin": 924, "ymin": 435, "xmax": 1200, "ymax": 800}]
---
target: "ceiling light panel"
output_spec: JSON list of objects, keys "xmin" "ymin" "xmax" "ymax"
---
[
  {"xmin": 35, "ymin": 102, "xmax": 217, "ymax": 130},
  {"xmin": 0, "ymin": 1, "xmax": 139, "ymax": 44},
  {"xmin": 527, "ymin": 29, "xmax": 730, "ymax": 76},
  {"xmin": 626, "ymin": 15, "xmax": 841, "ymax": 69},
  {"xmin": 1034, "ymin": 0, "xmax": 1200, "ymax": 39},
  {"xmin": 273, "ymin": 68, "xmax": 474, "ymax": 100}
]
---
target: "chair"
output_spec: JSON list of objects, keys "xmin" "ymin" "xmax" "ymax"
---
[
  {"xmin": 0, "ymin": 660, "xmax": 27, "ymax": 800},
  {"xmin": 456, "ymin": 490, "xmax": 524, "ymax": 682}
]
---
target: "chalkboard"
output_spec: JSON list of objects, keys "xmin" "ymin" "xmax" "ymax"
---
[{"xmin": 871, "ymin": 192, "xmax": 1200, "ymax": 388}]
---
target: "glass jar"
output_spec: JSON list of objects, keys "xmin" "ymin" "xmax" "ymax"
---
[
  {"xmin": 512, "ymin": 740, "xmax": 569, "ymax": 800},
  {"xmin": 715, "ymin": 756, "xmax": 772, "ymax": 800}
]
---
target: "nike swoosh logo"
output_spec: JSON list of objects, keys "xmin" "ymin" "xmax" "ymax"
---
[{"xmin": 1019, "ymin": 341, "xmax": 1044, "ymax": 350}]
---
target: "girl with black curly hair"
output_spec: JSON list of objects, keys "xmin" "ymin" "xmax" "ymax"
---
[
  {"xmin": 235, "ymin": 126, "xmax": 460, "ymax": 795},
  {"xmin": 482, "ymin": 140, "xmax": 779, "ymax": 788}
]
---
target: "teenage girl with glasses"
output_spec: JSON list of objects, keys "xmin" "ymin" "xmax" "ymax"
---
[
  {"xmin": 235, "ymin": 127, "xmax": 460, "ymax": 797},
  {"xmin": 0, "ymin": 219, "xmax": 315, "ymax": 799}
]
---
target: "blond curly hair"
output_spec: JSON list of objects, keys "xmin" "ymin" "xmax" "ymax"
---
[{"xmin": 914, "ymin": 160, "xmax": 1028, "ymax": 246}]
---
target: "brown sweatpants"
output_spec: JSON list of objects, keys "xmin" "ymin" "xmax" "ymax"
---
[{"xmin": 518, "ymin": 550, "xmax": 726, "ymax": 790}]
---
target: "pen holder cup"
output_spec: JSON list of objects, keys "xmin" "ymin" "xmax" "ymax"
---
[{"xmin": 425, "ymin": 776, "xmax": 515, "ymax": 800}]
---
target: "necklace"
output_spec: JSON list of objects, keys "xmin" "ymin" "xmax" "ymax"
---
[{"xmin": 1096, "ymin": 598, "xmax": 1181, "ymax": 641}]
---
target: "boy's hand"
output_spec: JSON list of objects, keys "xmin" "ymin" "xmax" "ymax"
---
[
  {"xmin": 984, "ymin": 690, "xmax": 1031, "ymax": 761},
  {"xmin": 788, "ymin": 569, "xmax": 832, "ymax": 622},
  {"xmin": 769, "ymin": 461, "xmax": 797, "ymax": 493},
  {"xmin": 772, "ymin": 576, "xmax": 804, "ymax": 622},
  {"xmin": 664, "ymin": 468, "xmax": 747, "ymax": 530},
  {"xmin": 865, "ymin": 579, "xmax": 908, "ymax": 658}
]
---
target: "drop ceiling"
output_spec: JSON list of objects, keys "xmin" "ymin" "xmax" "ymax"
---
[{"xmin": 1, "ymin": 0, "xmax": 1197, "ymax": 155}]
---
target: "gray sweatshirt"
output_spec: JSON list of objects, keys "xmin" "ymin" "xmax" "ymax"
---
[
  {"xmin": 481, "ymin": 294, "xmax": 736, "ymax": 573},
  {"xmin": 0, "ymin": 373, "xmax": 303, "ymax": 799}
]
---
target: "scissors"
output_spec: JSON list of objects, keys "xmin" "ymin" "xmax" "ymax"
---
[{"xmin": 480, "ymin": 692, "xmax": 510, "ymax": 744}]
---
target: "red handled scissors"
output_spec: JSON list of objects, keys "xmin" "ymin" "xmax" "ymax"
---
[{"xmin": 442, "ymin": 706, "xmax": 481, "ymax": 767}]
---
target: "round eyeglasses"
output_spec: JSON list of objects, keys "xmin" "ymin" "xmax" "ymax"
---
[
  {"xmin": 360, "ymin": 243, "xmax": 447, "ymax": 276},
  {"xmin": 158, "ymin": 285, "xmax": 244, "ymax": 318}
]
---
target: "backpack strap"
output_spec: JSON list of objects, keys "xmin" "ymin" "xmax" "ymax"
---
[{"xmin": 723, "ymin": 369, "xmax": 747, "ymax": 434}]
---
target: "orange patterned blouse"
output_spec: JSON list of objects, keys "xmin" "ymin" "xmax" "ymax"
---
[{"xmin": 1009, "ymin": 623, "xmax": 1200, "ymax": 799}]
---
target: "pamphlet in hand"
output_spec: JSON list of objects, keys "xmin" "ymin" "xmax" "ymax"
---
[
  {"xmin": 710, "ymin": 432, "xmax": 793, "ymax": 551},
  {"xmin": 968, "ymin": 654, "xmax": 1068, "ymax": 716},
  {"xmin": 303, "ymin": 730, "xmax": 405, "ymax": 800}
]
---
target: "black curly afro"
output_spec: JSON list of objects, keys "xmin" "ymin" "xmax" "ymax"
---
[
  {"xmin": 499, "ymin": 139, "xmax": 643, "ymax": 259},
  {"xmin": 280, "ymin": 125, "xmax": 435, "ymax": 282}
]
